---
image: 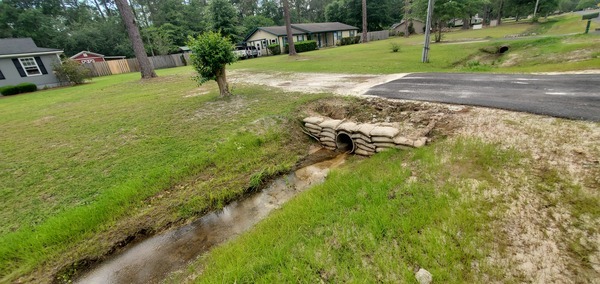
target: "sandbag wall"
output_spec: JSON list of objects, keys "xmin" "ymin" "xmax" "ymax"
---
[{"xmin": 303, "ymin": 116, "xmax": 428, "ymax": 156}]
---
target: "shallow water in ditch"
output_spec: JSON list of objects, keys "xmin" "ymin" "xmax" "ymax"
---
[{"xmin": 75, "ymin": 148, "xmax": 346, "ymax": 284}]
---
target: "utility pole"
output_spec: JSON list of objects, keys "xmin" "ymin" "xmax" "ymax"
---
[
  {"xmin": 422, "ymin": 0, "xmax": 434, "ymax": 63},
  {"xmin": 533, "ymin": 0, "xmax": 540, "ymax": 18}
]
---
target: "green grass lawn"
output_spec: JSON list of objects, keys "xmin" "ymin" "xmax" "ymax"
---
[
  {"xmin": 2, "ymin": 11, "xmax": 598, "ymax": 283},
  {"xmin": 543, "ymin": 14, "xmax": 600, "ymax": 35},
  {"xmin": 230, "ymin": 13, "xmax": 599, "ymax": 74},
  {"xmin": 0, "ymin": 68, "xmax": 326, "ymax": 282},
  {"xmin": 165, "ymin": 139, "xmax": 521, "ymax": 283}
]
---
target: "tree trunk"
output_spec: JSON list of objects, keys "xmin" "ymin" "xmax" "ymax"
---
[
  {"xmin": 482, "ymin": 5, "xmax": 488, "ymax": 26},
  {"xmin": 92, "ymin": 0, "xmax": 106, "ymax": 20},
  {"xmin": 462, "ymin": 17, "xmax": 470, "ymax": 29},
  {"xmin": 114, "ymin": 0, "xmax": 157, "ymax": 79},
  {"xmin": 101, "ymin": 0, "xmax": 112, "ymax": 17},
  {"xmin": 283, "ymin": 0, "xmax": 297, "ymax": 56},
  {"xmin": 362, "ymin": 0, "xmax": 368, "ymax": 43},
  {"xmin": 216, "ymin": 67, "xmax": 231, "ymax": 97},
  {"xmin": 403, "ymin": 0, "xmax": 410, "ymax": 37},
  {"xmin": 497, "ymin": 0, "xmax": 504, "ymax": 26}
]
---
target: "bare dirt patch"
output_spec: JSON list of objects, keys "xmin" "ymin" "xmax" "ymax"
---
[{"xmin": 229, "ymin": 70, "xmax": 408, "ymax": 96}]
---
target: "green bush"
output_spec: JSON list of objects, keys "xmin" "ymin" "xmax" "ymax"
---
[
  {"xmin": 340, "ymin": 36, "xmax": 361, "ymax": 46},
  {"xmin": 268, "ymin": 43, "xmax": 281, "ymax": 55},
  {"xmin": 0, "ymin": 83, "xmax": 37, "ymax": 96},
  {"xmin": 53, "ymin": 59, "xmax": 91, "ymax": 85},
  {"xmin": 390, "ymin": 43, "xmax": 401, "ymax": 53},
  {"xmin": 284, "ymin": 40, "xmax": 318, "ymax": 53}
]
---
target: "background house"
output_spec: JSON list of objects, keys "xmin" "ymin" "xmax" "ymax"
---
[
  {"xmin": 244, "ymin": 22, "xmax": 359, "ymax": 55},
  {"xmin": 0, "ymin": 38, "xmax": 63, "ymax": 89},
  {"xmin": 70, "ymin": 51, "xmax": 125, "ymax": 63},
  {"xmin": 391, "ymin": 19, "xmax": 426, "ymax": 35}
]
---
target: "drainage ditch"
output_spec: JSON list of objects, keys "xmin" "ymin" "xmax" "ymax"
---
[{"xmin": 74, "ymin": 149, "xmax": 347, "ymax": 284}]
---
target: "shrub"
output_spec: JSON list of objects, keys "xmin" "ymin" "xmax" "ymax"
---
[
  {"xmin": 268, "ymin": 43, "xmax": 281, "ymax": 55},
  {"xmin": 187, "ymin": 31, "xmax": 237, "ymax": 97},
  {"xmin": 408, "ymin": 22, "xmax": 416, "ymax": 34},
  {"xmin": 53, "ymin": 59, "xmax": 91, "ymax": 85},
  {"xmin": 0, "ymin": 83, "xmax": 37, "ymax": 96},
  {"xmin": 340, "ymin": 36, "xmax": 361, "ymax": 46},
  {"xmin": 285, "ymin": 40, "xmax": 318, "ymax": 53},
  {"xmin": 390, "ymin": 43, "xmax": 401, "ymax": 52}
]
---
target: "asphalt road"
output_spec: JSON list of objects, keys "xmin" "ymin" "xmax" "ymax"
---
[{"xmin": 366, "ymin": 73, "xmax": 600, "ymax": 121}]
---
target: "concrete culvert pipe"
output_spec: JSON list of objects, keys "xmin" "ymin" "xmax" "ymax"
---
[
  {"xmin": 336, "ymin": 131, "xmax": 355, "ymax": 153},
  {"xmin": 498, "ymin": 45, "xmax": 509, "ymax": 54}
]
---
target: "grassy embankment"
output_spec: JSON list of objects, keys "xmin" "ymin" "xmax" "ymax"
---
[
  {"xmin": 0, "ymin": 68, "xmax": 325, "ymax": 282},
  {"xmin": 169, "ymin": 140, "xmax": 521, "ymax": 283},
  {"xmin": 1, "ymin": 12, "xmax": 598, "ymax": 283},
  {"xmin": 230, "ymin": 13, "xmax": 599, "ymax": 74}
]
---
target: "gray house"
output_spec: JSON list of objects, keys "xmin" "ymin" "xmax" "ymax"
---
[{"xmin": 0, "ymin": 38, "xmax": 63, "ymax": 89}]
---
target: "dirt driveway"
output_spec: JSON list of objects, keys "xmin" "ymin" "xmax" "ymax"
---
[
  {"xmin": 229, "ymin": 70, "xmax": 408, "ymax": 96},
  {"xmin": 230, "ymin": 70, "xmax": 600, "ymax": 283}
]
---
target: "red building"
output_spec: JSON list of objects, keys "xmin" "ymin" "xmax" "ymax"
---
[{"xmin": 69, "ymin": 51, "xmax": 125, "ymax": 63}]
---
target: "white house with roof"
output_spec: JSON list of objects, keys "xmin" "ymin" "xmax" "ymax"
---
[
  {"xmin": 0, "ymin": 38, "xmax": 63, "ymax": 89},
  {"xmin": 244, "ymin": 22, "xmax": 359, "ymax": 55}
]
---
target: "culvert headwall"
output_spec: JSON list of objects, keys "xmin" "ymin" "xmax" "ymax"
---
[{"xmin": 303, "ymin": 116, "xmax": 429, "ymax": 156}]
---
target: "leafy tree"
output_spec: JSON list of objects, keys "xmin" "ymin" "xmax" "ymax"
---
[
  {"xmin": 232, "ymin": 0, "xmax": 259, "ymax": 18},
  {"xmin": 208, "ymin": 0, "xmax": 240, "ymax": 42},
  {"xmin": 53, "ymin": 59, "xmax": 92, "ymax": 85},
  {"xmin": 143, "ymin": 23, "xmax": 179, "ymax": 55},
  {"xmin": 558, "ymin": 0, "xmax": 577, "ymax": 11},
  {"xmin": 575, "ymin": 0, "xmax": 598, "ymax": 10},
  {"xmin": 414, "ymin": 0, "xmax": 463, "ymax": 42},
  {"xmin": 325, "ymin": 0, "xmax": 347, "ymax": 22},
  {"xmin": 326, "ymin": 0, "xmax": 397, "ymax": 31},
  {"xmin": 187, "ymin": 31, "xmax": 237, "ymax": 97},
  {"xmin": 259, "ymin": 0, "xmax": 283, "ymax": 25},
  {"xmin": 241, "ymin": 15, "xmax": 276, "ymax": 36}
]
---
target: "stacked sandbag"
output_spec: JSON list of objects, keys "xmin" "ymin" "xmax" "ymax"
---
[
  {"xmin": 370, "ymin": 126, "xmax": 400, "ymax": 153},
  {"xmin": 353, "ymin": 124, "xmax": 376, "ymax": 156},
  {"xmin": 303, "ymin": 117, "xmax": 324, "ymax": 137},
  {"xmin": 318, "ymin": 119, "xmax": 344, "ymax": 150},
  {"xmin": 302, "ymin": 116, "xmax": 430, "ymax": 155}
]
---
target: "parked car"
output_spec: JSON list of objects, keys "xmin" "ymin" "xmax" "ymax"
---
[
  {"xmin": 234, "ymin": 45, "xmax": 248, "ymax": 59},
  {"xmin": 245, "ymin": 46, "xmax": 258, "ymax": 58}
]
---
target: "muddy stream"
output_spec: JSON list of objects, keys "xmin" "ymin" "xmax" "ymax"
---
[{"xmin": 75, "ymin": 149, "xmax": 346, "ymax": 284}]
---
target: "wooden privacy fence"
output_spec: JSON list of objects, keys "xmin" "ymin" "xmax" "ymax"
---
[
  {"xmin": 82, "ymin": 53, "xmax": 192, "ymax": 77},
  {"xmin": 361, "ymin": 31, "xmax": 389, "ymax": 42}
]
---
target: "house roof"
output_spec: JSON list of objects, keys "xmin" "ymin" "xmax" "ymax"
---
[
  {"xmin": 70, "ymin": 51, "xmax": 105, "ymax": 59},
  {"xmin": 0, "ymin": 38, "xmax": 62, "ymax": 58},
  {"xmin": 391, "ymin": 19, "xmax": 425, "ymax": 30},
  {"xmin": 257, "ymin": 26, "xmax": 306, "ymax": 37},
  {"xmin": 292, "ymin": 22, "xmax": 359, "ymax": 33},
  {"xmin": 245, "ymin": 22, "xmax": 359, "ymax": 41}
]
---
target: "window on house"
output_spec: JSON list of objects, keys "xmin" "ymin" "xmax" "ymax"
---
[
  {"xmin": 334, "ymin": 31, "xmax": 343, "ymax": 41},
  {"xmin": 19, "ymin": 57, "xmax": 42, "ymax": 76},
  {"xmin": 350, "ymin": 30, "xmax": 356, "ymax": 37},
  {"xmin": 0, "ymin": 69, "xmax": 5, "ymax": 80}
]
